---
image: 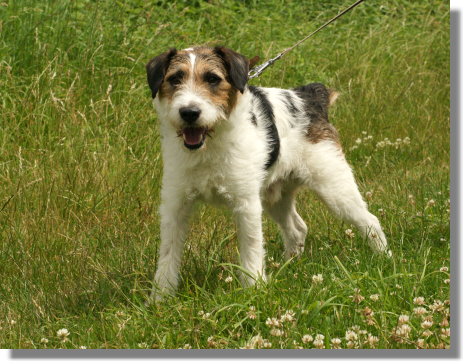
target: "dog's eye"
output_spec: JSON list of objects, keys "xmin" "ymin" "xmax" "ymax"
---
[
  {"xmin": 167, "ymin": 72, "xmax": 183, "ymax": 87},
  {"xmin": 204, "ymin": 73, "xmax": 221, "ymax": 85}
]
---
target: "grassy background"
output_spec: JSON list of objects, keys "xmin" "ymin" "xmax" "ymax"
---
[{"xmin": 0, "ymin": 0, "xmax": 449, "ymax": 349}]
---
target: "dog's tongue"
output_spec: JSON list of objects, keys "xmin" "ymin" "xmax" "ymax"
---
[{"xmin": 182, "ymin": 127, "xmax": 204, "ymax": 146}]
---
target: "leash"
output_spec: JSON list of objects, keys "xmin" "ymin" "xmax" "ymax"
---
[{"xmin": 248, "ymin": 0, "xmax": 366, "ymax": 80}]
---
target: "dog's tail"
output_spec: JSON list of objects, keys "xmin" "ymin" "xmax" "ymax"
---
[{"xmin": 328, "ymin": 88, "xmax": 339, "ymax": 107}]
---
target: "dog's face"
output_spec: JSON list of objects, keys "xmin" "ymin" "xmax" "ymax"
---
[{"xmin": 146, "ymin": 46, "xmax": 250, "ymax": 150}]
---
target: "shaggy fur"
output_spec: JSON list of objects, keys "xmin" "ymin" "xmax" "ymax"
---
[{"xmin": 145, "ymin": 46, "xmax": 390, "ymax": 302}]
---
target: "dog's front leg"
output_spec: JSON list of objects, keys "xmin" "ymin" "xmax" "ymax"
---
[
  {"xmin": 234, "ymin": 196, "xmax": 266, "ymax": 287},
  {"xmin": 148, "ymin": 188, "xmax": 193, "ymax": 303}
]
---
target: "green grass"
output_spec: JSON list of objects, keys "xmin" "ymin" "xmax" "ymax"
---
[{"xmin": 0, "ymin": 0, "xmax": 449, "ymax": 349}]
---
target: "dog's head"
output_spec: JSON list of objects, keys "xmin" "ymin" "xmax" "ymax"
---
[{"xmin": 146, "ymin": 46, "xmax": 251, "ymax": 150}]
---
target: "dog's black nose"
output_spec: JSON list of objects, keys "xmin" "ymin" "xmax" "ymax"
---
[{"xmin": 179, "ymin": 106, "xmax": 201, "ymax": 124}]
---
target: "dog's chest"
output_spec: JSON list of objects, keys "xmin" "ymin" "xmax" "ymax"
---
[
  {"xmin": 182, "ymin": 164, "xmax": 245, "ymax": 207},
  {"xmin": 197, "ymin": 184, "xmax": 234, "ymax": 207},
  {"xmin": 183, "ymin": 175, "xmax": 232, "ymax": 208}
]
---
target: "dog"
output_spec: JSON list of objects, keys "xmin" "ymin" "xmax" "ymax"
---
[{"xmin": 145, "ymin": 46, "xmax": 391, "ymax": 302}]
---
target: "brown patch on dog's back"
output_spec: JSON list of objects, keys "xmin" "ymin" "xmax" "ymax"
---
[
  {"xmin": 306, "ymin": 122, "xmax": 340, "ymax": 144},
  {"xmin": 294, "ymin": 83, "xmax": 340, "ymax": 145}
]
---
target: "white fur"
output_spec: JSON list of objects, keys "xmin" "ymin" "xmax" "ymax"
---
[{"xmin": 148, "ymin": 82, "xmax": 390, "ymax": 302}]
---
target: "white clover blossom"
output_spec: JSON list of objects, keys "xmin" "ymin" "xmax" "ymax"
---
[
  {"xmin": 413, "ymin": 307, "xmax": 428, "ymax": 316},
  {"xmin": 346, "ymin": 340, "xmax": 356, "ymax": 349},
  {"xmin": 422, "ymin": 330, "xmax": 433, "ymax": 337},
  {"xmin": 302, "ymin": 334, "xmax": 313, "ymax": 344},
  {"xmin": 247, "ymin": 306, "xmax": 257, "ymax": 320},
  {"xmin": 369, "ymin": 294, "xmax": 380, "ymax": 302},
  {"xmin": 270, "ymin": 328, "xmax": 284, "ymax": 337},
  {"xmin": 366, "ymin": 334, "xmax": 379, "ymax": 348},
  {"xmin": 249, "ymin": 334, "xmax": 264, "ymax": 349},
  {"xmin": 416, "ymin": 338, "xmax": 426, "ymax": 348},
  {"xmin": 265, "ymin": 317, "xmax": 281, "ymax": 327},
  {"xmin": 441, "ymin": 328, "xmax": 450, "ymax": 338},
  {"xmin": 345, "ymin": 330, "xmax": 358, "ymax": 341},
  {"xmin": 429, "ymin": 300, "xmax": 445, "ymax": 312},
  {"xmin": 56, "ymin": 328, "xmax": 70, "ymax": 342},
  {"xmin": 330, "ymin": 338, "xmax": 342, "ymax": 349},
  {"xmin": 263, "ymin": 341, "xmax": 272, "ymax": 348},
  {"xmin": 312, "ymin": 274, "xmax": 324, "ymax": 284},
  {"xmin": 426, "ymin": 199, "xmax": 436, "ymax": 207},
  {"xmin": 395, "ymin": 324, "xmax": 411, "ymax": 340},
  {"xmin": 345, "ymin": 229, "xmax": 355, "ymax": 238},
  {"xmin": 398, "ymin": 315, "xmax": 410, "ymax": 324},
  {"xmin": 421, "ymin": 320, "xmax": 433, "ymax": 329},
  {"xmin": 313, "ymin": 335, "xmax": 325, "ymax": 349},
  {"xmin": 280, "ymin": 310, "xmax": 296, "ymax": 323}
]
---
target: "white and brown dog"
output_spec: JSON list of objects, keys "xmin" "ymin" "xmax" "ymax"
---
[{"xmin": 146, "ymin": 46, "xmax": 390, "ymax": 302}]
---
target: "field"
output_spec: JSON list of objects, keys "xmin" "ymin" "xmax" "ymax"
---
[{"xmin": 0, "ymin": 0, "xmax": 450, "ymax": 350}]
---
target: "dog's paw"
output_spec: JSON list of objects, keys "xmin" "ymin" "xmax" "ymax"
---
[
  {"xmin": 373, "ymin": 247, "xmax": 393, "ymax": 259},
  {"xmin": 284, "ymin": 243, "xmax": 305, "ymax": 261},
  {"xmin": 144, "ymin": 295, "xmax": 161, "ymax": 307},
  {"xmin": 240, "ymin": 271, "xmax": 267, "ymax": 288},
  {"xmin": 145, "ymin": 289, "xmax": 172, "ymax": 306}
]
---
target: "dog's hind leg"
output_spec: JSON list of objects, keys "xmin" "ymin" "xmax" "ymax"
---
[
  {"xmin": 264, "ymin": 182, "xmax": 308, "ymax": 260},
  {"xmin": 303, "ymin": 141, "xmax": 391, "ymax": 256}
]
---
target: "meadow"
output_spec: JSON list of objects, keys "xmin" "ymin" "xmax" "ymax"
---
[{"xmin": 0, "ymin": 0, "xmax": 450, "ymax": 350}]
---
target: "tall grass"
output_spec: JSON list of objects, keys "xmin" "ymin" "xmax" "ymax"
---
[{"xmin": 0, "ymin": 0, "xmax": 449, "ymax": 349}]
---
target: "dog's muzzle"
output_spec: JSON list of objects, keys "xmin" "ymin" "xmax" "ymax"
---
[{"xmin": 178, "ymin": 106, "xmax": 207, "ymax": 150}]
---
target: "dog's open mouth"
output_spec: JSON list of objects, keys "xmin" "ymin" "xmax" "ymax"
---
[{"xmin": 181, "ymin": 127, "xmax": 208, "ymax": 150}]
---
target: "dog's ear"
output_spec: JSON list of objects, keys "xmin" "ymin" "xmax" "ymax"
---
[
  {"xmin": 146, "ymin": 48, "xmax": 177, "ymax": 98},
  {"xmin": 214, "ymin": 46, "xmax": 249, "ymax": 93},
  {"xmin": 249, "ymin": 55, "xmax": 260, "ymax": 68}
]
